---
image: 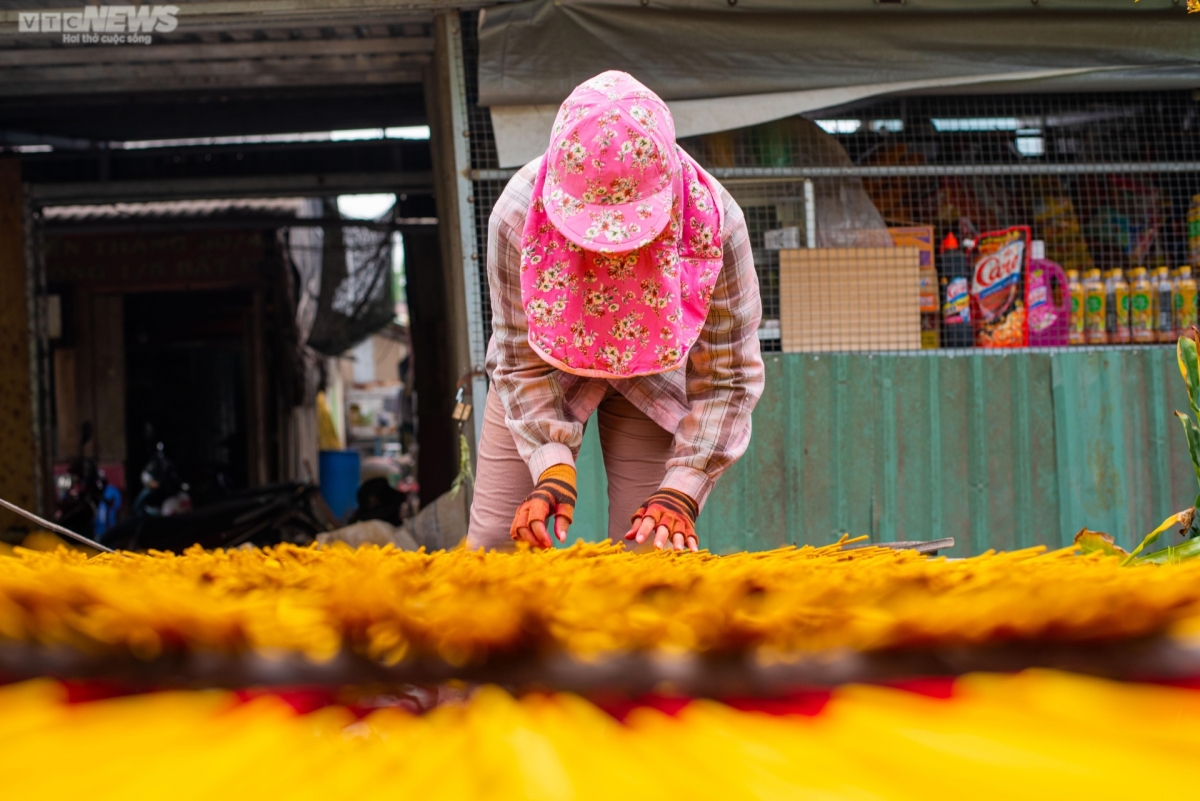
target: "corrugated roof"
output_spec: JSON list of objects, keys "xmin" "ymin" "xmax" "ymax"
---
[{"xmin": 0, "ymin": 11, "xmax": 439, "ymax": 98}]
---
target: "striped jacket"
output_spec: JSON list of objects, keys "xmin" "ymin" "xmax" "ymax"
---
[{"xmin": 486, "ymin": 157, "xmax": 765, "ymax": 508}]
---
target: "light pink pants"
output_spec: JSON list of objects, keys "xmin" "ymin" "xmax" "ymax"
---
[{"xmin": 466, "ymin": 387, "xmax": 674, "ymax": 549}]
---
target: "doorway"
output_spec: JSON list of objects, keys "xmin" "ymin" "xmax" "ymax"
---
[{"xmin": 124, "ymin": 290, "xmax": 254, "ymax": 505}]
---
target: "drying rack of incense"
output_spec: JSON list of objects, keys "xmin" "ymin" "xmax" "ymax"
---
[{"xmin": 4, "ymin": 539, "xmax": 1200, "ymax": 694}]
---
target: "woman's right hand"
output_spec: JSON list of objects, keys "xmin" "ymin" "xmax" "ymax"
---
[{"xmin": 625, "ymin": 488, "xmax": 699, "ymax": 552}]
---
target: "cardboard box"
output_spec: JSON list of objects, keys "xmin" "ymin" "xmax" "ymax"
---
[
  {"xmin": 889, "ymin": 226, "xmax": 937, "ymax": 349},
  {"xmin": 778, "ymin": 247, "xmax": 921, "ymax": 352},
  {"xmin": 889, "ymin": 226, "xmax": 936, "ymax": 309}
]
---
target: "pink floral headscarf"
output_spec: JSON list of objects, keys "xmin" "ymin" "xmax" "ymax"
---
[{"xmin": 519, "ymin": 71, "xmax": 724, "ymax": 378}]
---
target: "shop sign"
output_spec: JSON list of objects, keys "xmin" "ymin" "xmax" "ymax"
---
[{"xmin": 19, "ymin": 5, "xmax": 177, "ymax": 46}]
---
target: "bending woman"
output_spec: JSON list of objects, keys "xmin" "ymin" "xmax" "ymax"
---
[{"xmin": 467, "ymin": 71, "xmax": 764, "ymax": 552}]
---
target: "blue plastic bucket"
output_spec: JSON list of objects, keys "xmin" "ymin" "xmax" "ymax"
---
[{"xmin": 318, "ymin": 449, "xmax": 361, "ymax": 521}]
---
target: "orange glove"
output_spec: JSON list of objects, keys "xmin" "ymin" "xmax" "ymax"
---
[
  {"xmin": 624, "ymin": 488, "xmax": 699, "ymax": 552},
  {"xmin": 510, "ymin": 465, "xmax": 576, "ymax": 548}
]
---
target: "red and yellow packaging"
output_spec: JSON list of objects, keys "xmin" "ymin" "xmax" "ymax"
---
[
  {"xmin": 970, "ymin": 226, "xmax": 1031, "ymax": 348},
  {"xmin": 890, "ymin": 226, "xmax": 938, "ymax": 350}
]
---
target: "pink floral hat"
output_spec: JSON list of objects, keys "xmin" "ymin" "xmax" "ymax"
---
[
  {"xmin": 542, "ymin": 71, "xmax": 679, "ymax": 255},
  {"xmin": 520, "ymin": 72, "xmax": 724, "ymax": 379}
]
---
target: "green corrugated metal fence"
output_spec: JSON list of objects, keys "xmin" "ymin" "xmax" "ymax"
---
[{"xmin": 568, "ymin": 348, "xmax": 1195, "ymax": 556}]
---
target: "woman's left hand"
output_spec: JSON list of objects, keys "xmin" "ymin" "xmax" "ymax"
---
[{"xmin": 625, "ymin": 489, "xmax": 699, "ymax": 552}]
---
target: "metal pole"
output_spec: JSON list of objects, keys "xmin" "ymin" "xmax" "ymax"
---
[
  {"xmin": 803, "ymin": 179, "xmax": 817, "ymax": 249},
  {"xmin": 0, "ymin": 496, "xmax": 115, "ymax": 553},
  {"xmin": 472, "ymin": 161, "xmax": 1200, "ymax": 182},
  {"xmin": 23, "ymin": 187, "xmax": 46, "ymax": 515},
  {"xmin": 707, "ymin": 162, "xmax": 1200, "ymax": 179},
  {"xmin": 439, "ymin": 11, "xmax": 488, "ymax": 449}
]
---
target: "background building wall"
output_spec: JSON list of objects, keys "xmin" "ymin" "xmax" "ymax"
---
[{"xmin": 0, "ymin": 159, "xmax": 37, "ymax": 529}]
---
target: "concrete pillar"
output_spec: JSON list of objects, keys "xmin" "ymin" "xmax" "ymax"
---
[{"xmin": 0, "ymin": 159, "xmax": 37, "ymax": 532}]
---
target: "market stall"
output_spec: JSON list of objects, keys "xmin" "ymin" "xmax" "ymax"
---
[{"xmin": 461, "ymin": 1, "xmax": 1200, "ymax": 555}]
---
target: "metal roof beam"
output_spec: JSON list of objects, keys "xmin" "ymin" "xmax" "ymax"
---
[
  {"xmin": 0, "ymin": 129, "xmax": 95, "ymax": 150},
  {"xmin": 28, "ymin": 170, "xmax": 435, "ymax": 205},
  {"xmin": 42, "ymin": 216, "xmax": 439, "ymax": 234},
  {"xmin": 0, "ymin": 35, "xmax": 434, "ymax": 67},
  {"xmin": 0, "ymin": 1, "xmax": 486, "ymax": 35},
  {"xmin": 3, "ymin": 53, "xmax": 429, "ymax": 83},
  {"xmin": 0, "ymin": 69, "xmax": 425, "ymax": 97}
]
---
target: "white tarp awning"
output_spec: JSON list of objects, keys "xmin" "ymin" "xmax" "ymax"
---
[{"xmin": 479, "ymin": 0, "xmax": 1200, "ymax": 167}]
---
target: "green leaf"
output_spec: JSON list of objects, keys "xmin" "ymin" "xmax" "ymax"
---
[
  {"xmin": 1124, "ymin": 508, "xmax": 1196, "ymax": 565},
  {"xmin": 1179, "ymin": 336, "xmax": 1200, "ymax": 420},
  {"xmin": 1072, "ymin": 528, "xmax": 1128, "ymax": 558},
  {"xmin": 1176, "ymin": 411, "xmax": 1200, "ymax": 489},
  {"xmin": 1130, "ymin": 536, "xmax": 1200, "ymax": 566},
  {"xmin": 448, "ymin": 433, "xmax": 475, "ymax": 498}
]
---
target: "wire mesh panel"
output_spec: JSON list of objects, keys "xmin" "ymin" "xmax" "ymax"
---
[
  {"xmin": 678, "ymin": 93, "xmax": 1200, "ymax": 354},
  {"xmin": 461, "ymin": 21, "xmax": 1200, "ymax": 357},
  {"xmin": 461, "ymin": 11, "xmax": 502, "ymax": 353}
]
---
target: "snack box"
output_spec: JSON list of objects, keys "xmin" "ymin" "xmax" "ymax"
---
[{"xmin": 890, "ymin": 226, "xmax": 938, "ymax": 350}]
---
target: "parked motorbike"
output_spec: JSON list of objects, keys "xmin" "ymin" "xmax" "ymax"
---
[
  {"xmin": 97, "ymin": 425, "xmax": 335, "ymax": 552},
  {"xmin": 101, "ymin": 483, "xmax": 336, "ymax": 553},
  {"xmin": 132, "ymin": 441, "xmax": 192, "ymax": 518},
  {"xmin": 54, "ymin": 422, "xmax": 122, "ymax": 540},
  {"xmin": 351, "ymin": 455, "xmax": 420, "ymax": 526}
]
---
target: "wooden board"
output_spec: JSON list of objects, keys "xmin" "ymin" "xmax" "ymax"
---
[
  {"xmin": 91, "ymin": 294, "xmax": 126, "ymax": 465},
  {"xmin": 778, "ymin": 247, "xmax": 920, "ymax": 352},
  {"xmin": 53, "ymin": 348, "xmax": 77, "ymax": 461},
  {"xmin": 45, "ymin": 230, "xmax": 268, "ymax": 291},
  {"xmin": 71, "ymin": 290, "xmax": 126, "ymax": 465}
]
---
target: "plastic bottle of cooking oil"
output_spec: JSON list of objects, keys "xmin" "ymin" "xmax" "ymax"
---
[
  {"xmin": 1176, "ymin": 266, "xmax": 1198, "ymax": 337},
  {"xmin": 1130, "ymin": 267, "xmax": 1156, "ymax": 344},
  {"xmin": 1068, "ymin": 269, "xmax": 1085, "ymax": 346},
  {"xmin": 1083, "ymin": 269, "xmax": 1108, "ymax": 345},
  {"xmin": 1157, "ymin": 266, "xmax": 1176, "ymax": 343},
  {"xmin": 1112, "ymin": 269, "xmax": 1131, "ymax": 344},
  {"xmin": 1189, "ymin": 195, "xmax": 1200, "ymax": 268},
  {"xmin": 1104, "ymin": 269, "xmax": 1115, "ymax": 338}
]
